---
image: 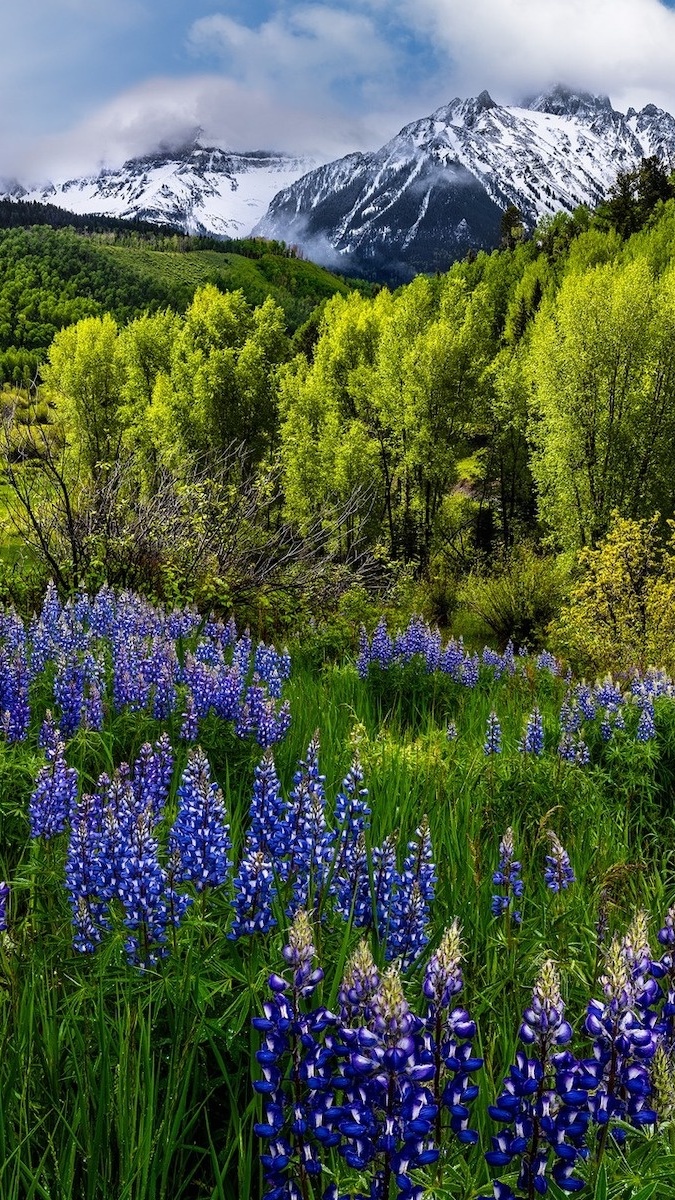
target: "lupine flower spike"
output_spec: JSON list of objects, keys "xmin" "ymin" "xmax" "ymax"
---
[
  {"xmin": 482, "ymin": 959, "xmax": 588, "ymax": 1198},
  {"xmin": 492, "ymin": 828, "xmax": 523, "ymax": 925},
  {"xmin": 544, "ymin": 832, "xmax": 575, "ymax": 893}
]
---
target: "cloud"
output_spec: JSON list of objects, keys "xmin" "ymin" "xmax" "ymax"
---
[
  {"xmin": 389, "ymin": 0, "xmax": 675, "ymax": 113},
  {"xmin": 12, "ymin": 70, "xmax": 398, "ymax": 185},
  {"xmin": 6, "ymin": 0, "xmax": 675, "ymax": 185},
  {"xmin": 188, "ymin": 6, "xmax": 396, "ymax": 103}
]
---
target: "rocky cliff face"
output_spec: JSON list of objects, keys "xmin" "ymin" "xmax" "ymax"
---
[{"xmin": 254, "ymin": 86, "xmax": 675, "ymax": 281}]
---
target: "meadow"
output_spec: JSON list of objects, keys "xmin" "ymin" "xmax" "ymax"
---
[{"xmin": 1, "ymin": 590, "xmax": 675, "ymax": 1200}]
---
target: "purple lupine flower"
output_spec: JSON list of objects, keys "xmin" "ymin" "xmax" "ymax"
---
[
  {"xmin": 230, "ymin": 849, "xmax": 277, "ymax": 938},
  {"xmin": 461, "ymin": 653, "xmax": 480, "ymax": 689},
  {"xmin": 169, "ymin": 748, "xmax": 231, "ymax": 891},
  {"xmin": 65, "ymin": 788, "xmax": 107, "ymax": 953},
  {"xmin": 253, "ymin": 911, "xmax": 332, "ymax": 1196},
  {"xmin": 482, "ymin": 960, "xmax": 588, "ymax": 1199},
  {"xmin": 446, "ymin": 721, "xmax": 458, "ymax": 742},
  {"xmin": 0, "ymin": 881, "xmax": 8, "ymax": 932},
  {"xmin": 491, "ymin": 828, "xmax": 523, "ymax": 925},
  {"xmin": 484, "ymin": 711, "xmax": 502, "ymax": 756},
  {"xmin": 132, "ymin": 736, "xmax": 174, "ymax": 824},
  {"xmin": 338, "ymin": 939, "xmax": 381, "ymax": 1026},
  {"xmin": 29, "ymin": 730, "xmax": 79, "ymax": 839},
  {"xmin": 440, "ymin": 637, "xmax": 464, "ymax": 680},
  {"xmin": 114, "ymin": 800, "xmax": 174, "ymax": 966},
  {"xmin": 636, "ymin": 702, "xmax": 656, "ymax": 742},
  {"xmin": 422, "ymin": 921, "xmax": 483, "ymax": 1148},
  {"xmin": 387, "ymin": 816, "xmax": 436, "ymax": 968},
  {"xmin": 371, "ymin": 617, "xmax": 394, "ymax": 670},
  {"xmin": 519, "ymin": 707, "xmax": 544, "ymax": 755},
  {"xmin": 544, "ymin": 832, "xmax": 575, "ymax": 893},
  {"xmin": 584, "ymin": 936, "xmax": 658, "ymax": 1145},
  {"xmin": 0, "ymin": 643, "xmax": 30, "ymax": 743},
  {"xmin": 536, "ymin": 650, "xmax": 559, "ymax": 675},
  {"xmin": 656, "ymin": 906, "xmax": 675, "ymax": 1040},
  {"xmin": 357, "ymin": 624, "xmax": 371, "ymax": 678},
  {"xmin": 337, "ymin": 965, "xmax": 438, "ymax": 1191}
]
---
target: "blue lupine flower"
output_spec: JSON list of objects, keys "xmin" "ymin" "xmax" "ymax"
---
[
  {"xmin": 0, "ymin": 881, "xmax": 8, "ymax": 932},
  {"xmin": 544, "ymin": 832, "xmax": 575, "ymax": 893},
  {"xmin": 584, "ymin": 936, "xmax": 658, "ymax": 1143},
  {"xmin": 29, "ymin": 730, "xmax": 79, "ymax": 839},
  {"xmin": 388, "ymin": 817, "xmax": 436, "ymax": 968},
  {"xmin": 180, "ymin": 692, "xmax": 199, "ymax": 741},
  {"xmin": 169, "ymin": 748, "xmax": 231, "ymax": 891},
  {"xmin": 339, "ymin": 939, "xmax": 381, "ymax": 1025},
  {"xmin": 636, "ymin": 702, "xmax": 656, "ymax": 742},
  {"xmin": 575, "ymin": 684, "xmax": 596, "ymax": 721},
  {"xmin": 422, "ymin": 921, "xmax": 483, "ymax": 1147},
  {"xmin": 536, "ymin": 651, "xmax": 559, "ymax": 675},
  {"xmin": 337, "ymin": 965, "xmax": 438, "ymax": 1195},
  {"xmin": 519, "ymin": 707, "xmax": 544, "ymax": 755},
  {"xmin": 492, "ymin": 828, "xmax": 523, "ymax": 925},
  {"xmin": 559, "ymin": 697, "xmax": 582, "ymax": 735},
  {"xmin": 230, "ymin": 849, "xmax": 278, "ymax": 938},
  {"xmin": 65, "ymin": 788, "xmax": 108, "ymax": 953},
  {"xmin": 484, "ymin": 711, "xmax": 502, "ymax": 756},
  {"xmin": 246, "ymin": 750, "xmax": 286, "ymax": 858},
  {"xmin": 253, "ymin": 911, "xmax": 331, "ymax": 1197},
  {"xmin": 446, "ymin": 721, "xmax": 458, "ymax": 742},
  {"xmin": 557, "ymin": 731, "xmax": 590, "ymax": 766},
  {"xmin": 594, "ymin": 676, "xmax": 623, "ymax": 711},
  {"xmin": 132, "ymin": 735, "xmax": 174, "ymax": 824},
  {"xmin": 331, "ymin": 757, "xmax": 371, "ymax": 912},
  {"xmin": 482, "ymin": 960, "xmax": 588, "ymax": 1198}
]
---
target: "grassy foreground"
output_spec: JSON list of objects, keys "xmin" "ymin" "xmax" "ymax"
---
[{"xmin": 1, "ymin": 610, "xmax": 675, "ymax": 1200}]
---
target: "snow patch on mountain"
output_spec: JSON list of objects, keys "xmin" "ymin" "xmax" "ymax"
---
[
  {"xmin": 6, "ymin": 144, "xmax": 319, "ymax": 238},
  {"xmin": 254, "ymin": 85, "xmax": 675, "ymax": 281}
]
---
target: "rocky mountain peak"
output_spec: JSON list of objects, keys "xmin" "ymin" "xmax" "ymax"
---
[{"xmin": 524, "ymin": 84, "xmax": 614, "ymax": 118}]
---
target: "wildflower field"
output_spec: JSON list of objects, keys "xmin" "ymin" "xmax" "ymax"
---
[{"xmin": 2, "ymin": 590, "xmax": 675, "ymax": 1200}]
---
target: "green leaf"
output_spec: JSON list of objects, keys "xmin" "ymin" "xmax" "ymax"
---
[
  {"xmin": 594, "ymin": 1164, "xmax": 608, "ymax": 1200},
  {"xmin": 629, "ymin": 1186, "xmax": 656, "ymax": 1200}
]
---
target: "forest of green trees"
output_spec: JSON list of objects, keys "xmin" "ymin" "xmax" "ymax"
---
[{"xmin": 4, "ymin": 166, "xmax": 675, "ymax": 670}]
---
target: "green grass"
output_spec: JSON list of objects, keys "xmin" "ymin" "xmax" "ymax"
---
[
  {"xmin": 1, "ymin": 647, "xmax": 675, "ymax": 1197},
  {"xmin": 96, "ymin": 243, "xmax": 356, "ymax": 330}
]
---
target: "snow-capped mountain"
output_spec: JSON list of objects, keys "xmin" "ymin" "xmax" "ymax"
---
[
  {"xmin": 254, "ymin": 85, "xmax": 675, "ymax": 281},
  {"xmin": 6, "ymin": 144, "xmax": 318, "ymax": 238}
]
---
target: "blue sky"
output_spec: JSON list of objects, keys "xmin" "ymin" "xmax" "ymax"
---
[{"xmin": 5, "ymin": 0, "xmax": 675, "ymax": 181}]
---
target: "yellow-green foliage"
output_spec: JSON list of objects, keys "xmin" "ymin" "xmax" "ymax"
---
[
  {"xmin": 527, "ymin": 257, "xmax": 675, "ymax": 549},
  {"xmin": 553, "ymin": 513, "xmax": 675, "ymax": 673}
]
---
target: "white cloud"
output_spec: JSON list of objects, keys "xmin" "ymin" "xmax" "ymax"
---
[
  {"xmin": 12, "ymin": 71, "xmax": 400, "ymax": 185},
  {"xmin": 7, "ymin": 0, "xmax": 675, "ymax": 185},
  {"xmin": 390, "ymin": 0, "xmax": 675, "ymax": 113}
]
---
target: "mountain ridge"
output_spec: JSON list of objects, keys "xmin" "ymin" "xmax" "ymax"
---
[
  {"xmin": 254, "ymin": 85, "xmax": 675, "ymax": 281},
  {"xmin": 5, "ymin": 142, "xmax": 319, "ymax": 239}
]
